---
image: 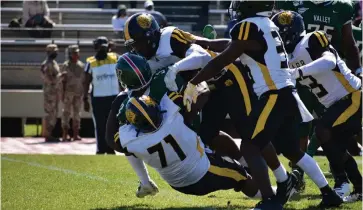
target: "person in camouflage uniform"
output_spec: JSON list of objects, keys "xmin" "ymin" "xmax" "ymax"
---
[
  {"xmin": 41, "ymin": 44, "xmax": 62, "ymax": 142},
  {"xmin": 60, "ymin": 45, "xmax": 85, "ymax": 141}
]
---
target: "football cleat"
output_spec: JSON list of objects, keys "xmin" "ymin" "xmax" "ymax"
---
[
  {"xmin": 251, "ymin": 197, "xmax": 283, "ymax": 210},
  {"xmin": 333, "ymin": 181, "xmax": 350, "ymax": 198},
  {"xmin": 136, "ymin": 180, "xmax": 159, "ymax": 198},
  {"xmin": 275, "ymin": 172, "xmax": 298, "ymax": 205},
  {"xmin": 343, "ymin": 190, "xmax": 362, "ymax": 203},
  {"xmin": 319, "ymin": 188, "xmax": 343, "ymax": 208}
]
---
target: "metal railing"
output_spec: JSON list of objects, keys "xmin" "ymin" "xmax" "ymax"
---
[{"xmin": 1, "ymin": 7, "xmax": 229, "ymax": 25}]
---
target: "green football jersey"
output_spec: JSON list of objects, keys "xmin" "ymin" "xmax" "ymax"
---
[
  {"xmin": 118, "ymin": 68, "xmax": 184, "ymax": 125},
  {"xmin": 276, "ymin": 0, "xmax": 354, "ymax": 55},
  {"xmin": 352, "ymin": 24, "xmax": 362, "ymax": 59}
]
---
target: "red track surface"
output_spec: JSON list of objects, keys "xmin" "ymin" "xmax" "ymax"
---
[{"xmin": 0, "ymin": 137, "xmax": 122, "ymax": 155}]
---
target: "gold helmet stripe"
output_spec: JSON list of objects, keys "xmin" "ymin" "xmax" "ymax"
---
[
  {"xmin": 124, "ymin": 17, "xmax": 131, "ymax": 41},
  {"xmin": 130, "ymin": 98, "xmax": 157, "ymax": 129}
]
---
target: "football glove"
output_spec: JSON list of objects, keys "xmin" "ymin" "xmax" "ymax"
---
[
  {"xmin": 164, "ymin": 66, "xmax": 179, "ymax": 92},
  {"xmin": 136, "ymin": 180, "xmax": 159, "ymax": 198},
  {"xmin": 183, "ymin": 81, "xmax": 208, "ymax": 112}
]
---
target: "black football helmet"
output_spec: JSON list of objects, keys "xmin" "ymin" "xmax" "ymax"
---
[
  {"xmin": 271, "ymin": 11, "xmax": 305, "ymax": 54},
  {"xmin": 228, "ymin": 0, "xmax": 275, "ymax": 21},
  {"xmin": 124, "ymin": 13, "xmax": 161, "ymax": 59},
  {"xmin": 125, "ymin": 95, "xmax": 163, "ymax": 134}
]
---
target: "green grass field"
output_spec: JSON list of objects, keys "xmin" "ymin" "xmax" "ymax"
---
[{"xmin": 1, "ymin": 155, "xmax": 362, "ymax": 210}]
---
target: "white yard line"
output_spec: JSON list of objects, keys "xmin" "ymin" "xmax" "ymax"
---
[{"xmin": 1, "ymin": 156, "xmax": 111, "ymax": 182}]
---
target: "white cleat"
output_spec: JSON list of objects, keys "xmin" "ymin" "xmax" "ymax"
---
[
  {"xmin": 334, "ymin": 182, "xmax": 350, "ymax": 198},
  {"xmin": 343, "ymin": 191, "xmax": 362, "ymax": 203},
  {"xmin": 136, "ymin": 180, "xmax": 159, "ymax": 198}
]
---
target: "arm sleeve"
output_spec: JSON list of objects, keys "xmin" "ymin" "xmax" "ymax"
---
[
  {"xmin": 126, "ymin": 156, "xmax": 151, "ymax": 185},
  {"xmin": 300, "ymin": 51, "xmax": 337, "ymax": 76},
  {"xmin": 342, "ymin": 1, "xmax": 354, "ymax": 25},
  {"xmin": 170, "ymin": 28, "xmax": 195, "ymax": 58},
  {"xmin": 43, "ymin": 1, "xmax": 50, "ymax": 17},
  {"xmin": 230, "ymin": 21, "xmax": 260, "ymax": 41},
  {"xmin": 307, "ymin": 31, "xmax": 330, "ymax": 60},
  {"xmin": 171, "ymin": 44, "xmax": 212, "ymax": 72}
]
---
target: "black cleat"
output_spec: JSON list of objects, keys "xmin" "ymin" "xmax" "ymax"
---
[
  {"xmin": 319, "ymin": 188, "xmax": 343, "ymax": 208},
  {"xmin": 251, "ymin": 197, "xmax": 283, "ymax": 210},
  {"xmin": 292, "ymin": 169, "xmax": 306, "ymax": 193},
  {"xmin": 275, "ymin": 172, "xmax": 298, "ymax": 205}
]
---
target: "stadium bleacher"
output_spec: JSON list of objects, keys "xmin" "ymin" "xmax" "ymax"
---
[{"xmin": 1, "ymin": 0, "xmax": 229, "ymax": 137}]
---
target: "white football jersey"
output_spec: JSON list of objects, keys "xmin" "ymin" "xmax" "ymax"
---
[
  {"xmin": 289, "ymin": 32, "xmax": 361, "ymax": 108},
  {"xmin": 230, "ymin": 17, "xmax": 294, "ymax": 97},
  {"xmin": 119, "ymin": 94, "xmax": 210, "ymax": 188}
]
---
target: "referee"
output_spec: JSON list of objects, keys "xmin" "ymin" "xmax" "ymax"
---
[{"xmin": 84, "ymin": 36, "xmax": 119, "ymax": 154}]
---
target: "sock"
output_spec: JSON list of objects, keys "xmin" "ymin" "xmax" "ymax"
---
[
  {"xmin": 307, "ymin": 133, "xmax": 319, "ymax": 157},
  {"xmin": 238, "ymin": 156, "xmax": 248, "ymax": 167},
  {"xmin": 296, "ymin": 153, "xmax": 328, "ymax": 188},
  {"xmin": 126, "ymin": 155, "xmax": 151, "ymax": 185},
  {"xmin": 344, "ymin": 154, "xmax": 362, "ymax": 192},
  {"xmin": 273, "ymin": 164, "xmax": 288, "ymax": 183}
]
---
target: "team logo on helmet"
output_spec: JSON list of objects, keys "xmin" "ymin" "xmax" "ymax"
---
[
  {"xmin": 278, "ymin": 11, "xmax": 293, "ymax": 25},
  {"xmin": 126, "ymin": 109, "xmax": 137, "ymax": 124},
  {"xmin": 140, "ymin": 95, "xmax": 157, "ymax": 107},
  {"xmin": 137, "ymin": 14, "xmax": 152, "ymax": 29}
]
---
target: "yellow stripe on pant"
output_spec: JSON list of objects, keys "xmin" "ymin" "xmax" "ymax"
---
[
  {"xmin": 252, "ymin": 94, "xmax": 278, "ymax": 139},
  {"xmin": 333, "ymin": 91, "xmax": 361, "ymax": 127},
  {"xmin": 208, "ymin": 165, "xmax": 247, "ymax": 182},
  {"xmin": 226, "ymin": 64, "xmax": 252, "ymax": 115}
]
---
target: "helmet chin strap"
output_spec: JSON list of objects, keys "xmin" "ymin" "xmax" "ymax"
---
[{"xmin": 256, "ymin": 11, "xmax": 273, "ymax": 17}]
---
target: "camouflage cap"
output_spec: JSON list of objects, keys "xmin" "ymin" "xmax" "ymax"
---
[
  {"xmin": 68, "ymin": 45, "xmax": 80, "ymax": 53},
  {"xmin": 46, "ymin": 44, "xmax": 58, "ymax": 52}
]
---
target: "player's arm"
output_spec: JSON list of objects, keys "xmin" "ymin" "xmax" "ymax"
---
[
  {"xmin": 341, "ymin": 23, "xmax": 361, "ymax": 73},
  {"xmin": 105, "ymin": 93, "xmax": 128, "ymax": 152},
  {"xmin": 189, "ymin": 21, "xmax": 259, "ymax": 85},
  {"xmin": 292, "ymin": 31, "xmax": 337, "ymax": 79},
  {"xmin": 170, "ymin": 29, "xmax": 213, "ymax": 71},
  {"xmin": 194, "ymin": 37, "xmax": 231, "ymax": 53}
]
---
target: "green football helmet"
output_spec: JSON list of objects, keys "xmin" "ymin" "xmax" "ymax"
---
[{"xmin": 116, "ymin": 52, "xmax": 153, "ymax": 91}]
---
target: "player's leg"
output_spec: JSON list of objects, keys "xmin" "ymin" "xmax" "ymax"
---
[
  {"xmin": 234, "ymin": 89, "xmax": 291, "ymax": 206},
  {"xmin": 318, "ymin": 91, "xmax": 362, "ymax": 199},
  {"xmin": 172, "ymin": 152, "xmax": 260, "ymax": 198}
]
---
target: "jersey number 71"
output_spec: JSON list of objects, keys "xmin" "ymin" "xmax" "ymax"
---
[{"xmin": 147, "ymin": 135, "xmax": 186, "ymax": 168}]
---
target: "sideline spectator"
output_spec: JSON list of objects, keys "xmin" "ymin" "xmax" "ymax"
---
[
  {"xmin": 112, "ymin": 4, "xmax": 128, "ymax": 38},
  {"xmin": 22, "ymin": 0, "xmax": 54, "ymax": 38},
  {"xmin": 60, "ymin": 45, "xmax": 85, "ymax": 142},
  {"xmin": 83, "ymin": 37, "xmax": 119, "ymax": 155},
  {"xmin": 144, "ymin": 0, "xmax": 167, "ymax": 28}
]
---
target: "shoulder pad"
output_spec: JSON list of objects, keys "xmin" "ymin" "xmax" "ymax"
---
[
  {"xmin": 86, "ymin": 56, "xmax": 96, "ymax": 63},
  {"xmin": 310, "ymin": 31, "xmax": 329, "ymax": 48}
]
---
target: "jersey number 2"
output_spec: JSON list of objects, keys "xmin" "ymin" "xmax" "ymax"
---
[{"xmin": 147, "ymin": 135, "xmax": 186, "ymax": 168}]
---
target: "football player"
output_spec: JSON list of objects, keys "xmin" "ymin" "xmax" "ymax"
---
[
  {"xmin": 272, "ymin": 11, "xmax": 362, "ymax": 203},
  {"xmin": 118, "ymin": 93, "xmax": 260, "ymax": 199},
  {"xmin": 275, "ymin": 0, "xmax": 362, "ymax": 75},
  {"xmin": 105, "ymin": 53, "xmax": 164, "ymax": 198},
  {"xmin": 183, "ymin": 1, "xmax": 342, "ymax": 209},
  {"xmin": 123, "ymin": 12, "xmax": 256, "ymax": 163}
]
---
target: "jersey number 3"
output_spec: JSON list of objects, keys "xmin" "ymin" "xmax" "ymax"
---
[{"xmin": 147, "ymin": 135, "xmax": 186, "ymax": 168}]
